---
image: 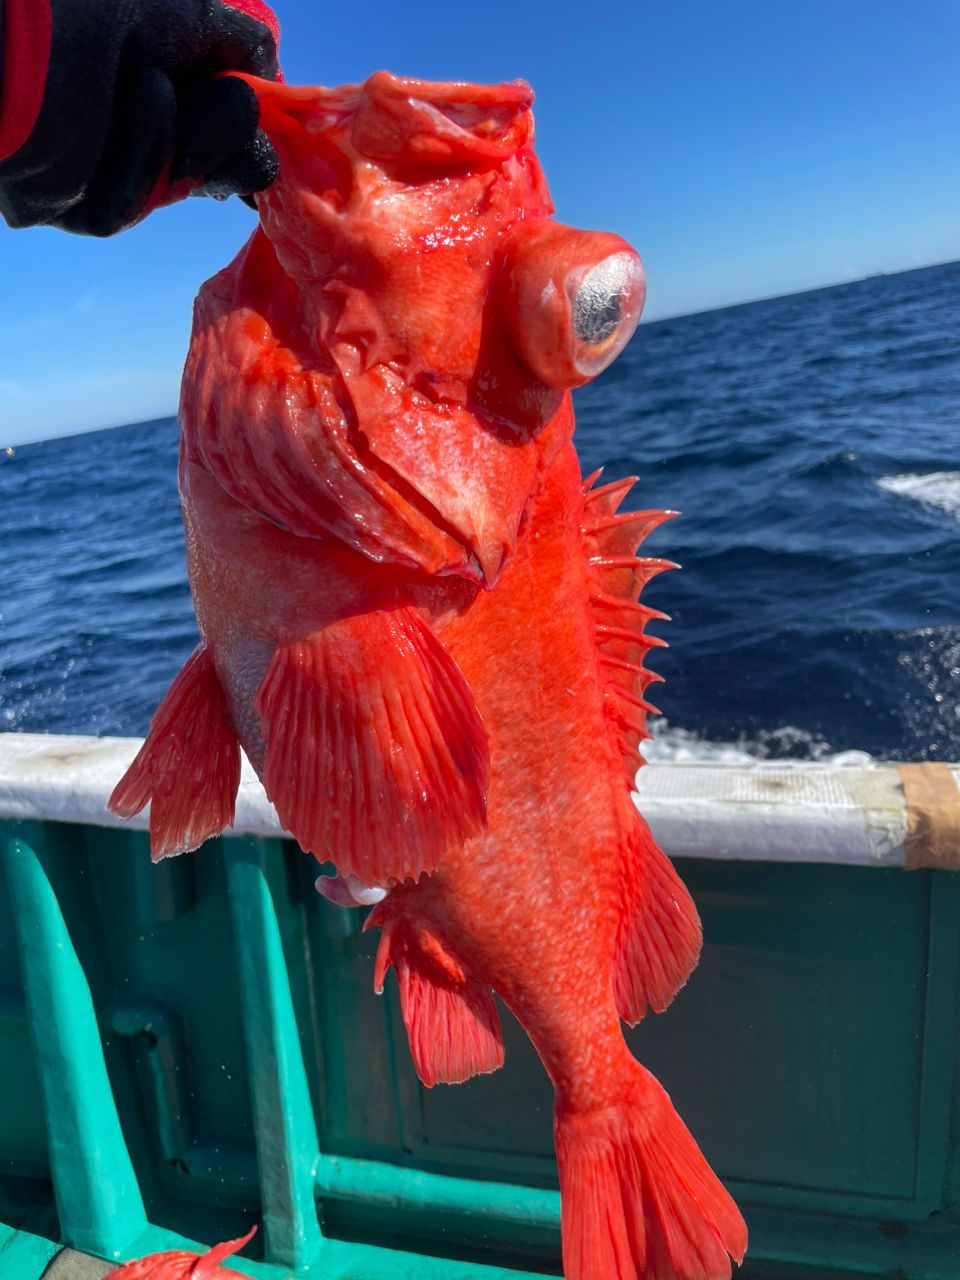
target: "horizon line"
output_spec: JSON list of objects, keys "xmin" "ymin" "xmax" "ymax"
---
[
  {"xmin": 5, "ymin": 255, "xmax": 957, "ymax": 452},
  {"xmin": 643, "ymin": 255, "xmax": 959, "ymax": 324}
]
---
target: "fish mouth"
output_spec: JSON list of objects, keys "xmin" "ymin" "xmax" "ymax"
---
[{"xmin": 352, "ymin": 72, "xmax": 536, "ymax": 171}]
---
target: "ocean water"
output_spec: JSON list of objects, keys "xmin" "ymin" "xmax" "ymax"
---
[{"xmin": 2, "ymin": 261, "xmax": 959, "ymax": 762}]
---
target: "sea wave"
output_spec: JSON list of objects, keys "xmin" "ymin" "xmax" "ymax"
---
[
  {"xmin": 3, "ymin": 265, "xmax": 959, "ymax": 761},
  {"xmin": 640, "ymin": 718, "xmax": 876, "ymax": 767},
  {"xmin": 876, "ymin": 471, "xmax": 960, "ymax": 519}
]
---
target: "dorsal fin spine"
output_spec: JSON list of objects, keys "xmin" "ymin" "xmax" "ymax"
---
[
  {"xmin": 596, "ymin": 620, "xmax": 670, "ymax": 643},
  {"xmin": 608, "ymin": 690, "xmax": 661, "ymax": 720},
  {"xmin": 615, "ymin": 686, "xmax": 662, "ymax": 715},
  {"xmin": 581, "ymin": 471, "xmax": 675, "ymax": 784},
  {"xmin": 592, "ymin": 591, "xmax": 670, "ymax": 616},
  {"xmin": 581, "ymin": 473, "xmax": 638, "ymax": 516},
  {"xmin": 589, "ymin": 553, "xmax": 679, "ymax": 573},
  {"xmin": 600, "ymin": 646, "xmax": 667, "ymax": 676},
  {"xmin": 582, "ymin": 509, "xmax": 677, "ymax": 542},
  {"xmin": 616, "ymin": 707, "xmax": 653, "ymax": 736}
]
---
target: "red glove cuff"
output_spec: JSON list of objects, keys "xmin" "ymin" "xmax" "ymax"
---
[
  {"xmin": 225, "ymin": 0, "xmax": 283, "ymax": 79},
  {"xmin": 0, "ymin": 0, "xmax": 52, "ymax": 161},
  {"xmin": 225, "ymin": 0, "xmax": 281, "ymax": 78}
]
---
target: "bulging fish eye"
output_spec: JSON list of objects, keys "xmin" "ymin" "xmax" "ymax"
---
[{"xmin": 496, "ymin": 220, "xmax": 645, "ymax": 389}]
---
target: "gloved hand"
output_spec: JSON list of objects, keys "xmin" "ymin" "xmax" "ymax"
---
[{"xmin": 0, "ymin": 0, "xmax": 281, "ymax": 236}]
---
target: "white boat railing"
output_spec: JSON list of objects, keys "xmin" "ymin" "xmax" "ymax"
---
[{"xmin": 1, "ymin": 732, "xmax": 958, "ymax": 871}]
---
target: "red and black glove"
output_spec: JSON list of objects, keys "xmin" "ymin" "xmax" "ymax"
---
[{"xmin": 0, "ymin": 0, "xmax": 281, "ymax": 236}]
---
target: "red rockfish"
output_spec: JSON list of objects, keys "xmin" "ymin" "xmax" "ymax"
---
[
  {"xmin": 102, "ymin": 1227, "xmax": 256, "ymax": 1278},
  {"xmin": 110, "ymin": 72, "xmax": 747, "ymax": 1280}
]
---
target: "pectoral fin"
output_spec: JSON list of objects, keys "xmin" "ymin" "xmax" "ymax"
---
[
  {"xmin": 108, "ymin": 645, "xmax": 240, "ymax": 861},
  {"xmin": 254, "ymin": 606, "xmax": 489, "ymax": 885}
]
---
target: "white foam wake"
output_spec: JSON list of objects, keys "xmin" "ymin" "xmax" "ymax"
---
[
  {"xmin": 877, "ymin": 471, "xmax": 960, "ymax": 520},
  {"xmin": 640, "ymin": 717, "xmax": 876, "ymax": 766}
]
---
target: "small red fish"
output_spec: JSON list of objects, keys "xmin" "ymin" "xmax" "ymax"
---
[
  {"xmin": 110, "ymin": 73, "xmax": 746, "ymax": 1279},
  {"xmin": 102, "ymin": 1227, "xmax": 256, "ymax": 1278}
]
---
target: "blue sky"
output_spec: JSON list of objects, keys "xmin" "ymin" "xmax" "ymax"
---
[{"xmin": 2, "ymin": 0, "xmax": 958, "ymax": 444}]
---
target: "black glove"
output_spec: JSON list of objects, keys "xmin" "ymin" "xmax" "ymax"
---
[{"xmin": 0, "ymin": 0, "xmax": 281, "ymax": 236}]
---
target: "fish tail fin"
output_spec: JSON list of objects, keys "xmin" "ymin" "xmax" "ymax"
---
[
  {"xmin": 366, "ymin": 903, "xmax": 504, "ymax": 1087},
  {"xmin": 108, "ymin": 644, "xmax": 241, "ymax": 861},
  {"xmin": 554, "ymin": 1060, "xmax": 746, "ymax": 1280},
  {"xmin": 614, "ymin": 818, "xmax": 702, "ymax": 1024}
]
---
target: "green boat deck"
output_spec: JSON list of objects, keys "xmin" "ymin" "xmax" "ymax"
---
[{"xmin": 2, "ymin": 735, "xmax": 960, "ymax": 1278}]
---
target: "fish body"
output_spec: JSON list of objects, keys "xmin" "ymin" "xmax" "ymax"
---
[{"xmin": 110, "ymin": 73, "xmax": 746, "ymax": 1280}]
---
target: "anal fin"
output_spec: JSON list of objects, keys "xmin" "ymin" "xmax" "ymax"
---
[
  {"xmin": 614, "ymin": 819, "xmax": 702, "ymax": 1024},
  {"xmin": 368, "ymin": 905, "xmax": 504, "ymax": 1087},
  {"xmin": 108, "ymin": 645, "xmax": 241, "ymax": 861},
  {"xmin": 254, "ymin": 606, "xmax": 489, "ymax": 885}
]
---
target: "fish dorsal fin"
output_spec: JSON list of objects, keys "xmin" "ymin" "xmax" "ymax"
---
[
  {"xmin": 581, "ymin": 471, "xmax": 676, "ymax": 782},
  {"xmin": 190, "ymin": 1226, "xmax": 257, "ymax": 1278},
  {"xmin": 255, "ymin": 606, "xmax": 489, "ymax": 884}
]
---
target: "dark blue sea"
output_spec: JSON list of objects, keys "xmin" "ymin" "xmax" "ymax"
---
[{"xmin": 3, "ymin": 261, "xmax": 959, "ymax": 761}]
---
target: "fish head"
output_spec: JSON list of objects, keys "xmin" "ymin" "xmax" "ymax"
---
[{"xmin": 241, "ymin": 73, "xmax": 645, "ymax": 584}]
